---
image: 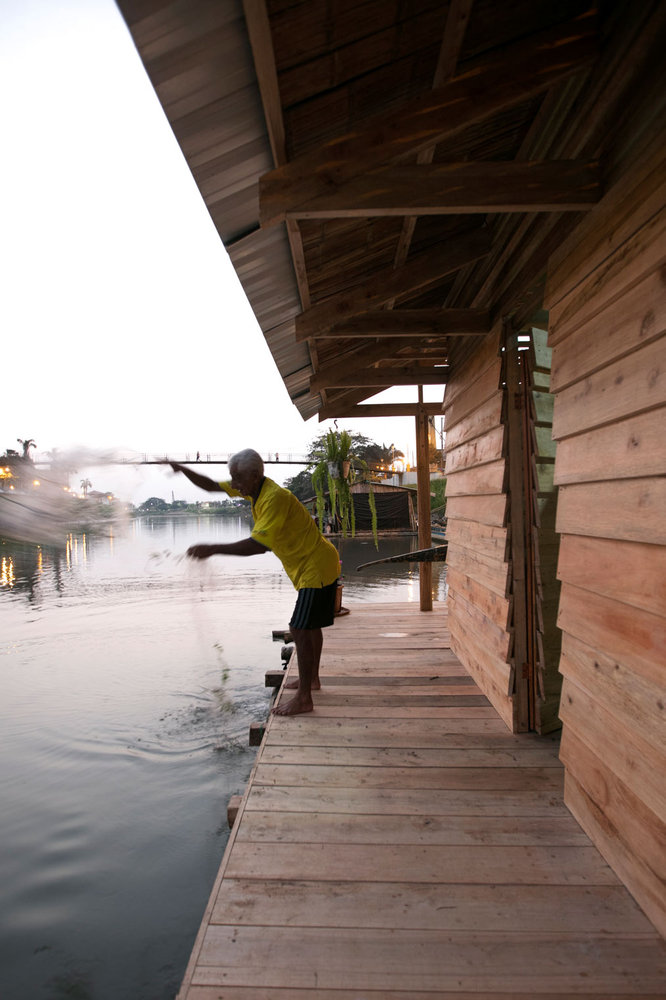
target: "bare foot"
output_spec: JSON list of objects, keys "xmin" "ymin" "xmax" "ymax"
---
[
  {"xmin": 272, "ymin": 693, "xmax": 314, "ymax": 716},
  {"xmin": 285, "ymin": 678, "xmax": 320, "ymax": 690}
]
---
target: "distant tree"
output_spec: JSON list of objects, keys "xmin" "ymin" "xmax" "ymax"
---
[
  {"xmin": 283, "ymin": 468, "xmax": 314, "ymax": 501},
  {"xmin": 139, "ymin": 496, "xmax": 170, "ymax": 512},
  {"xmin": 305, "ymin": 430, "xmax": 375, "ymax": 465},
  {"xmin": 17, "ymin": 438, "xmax": 36, "ymax": 459},
  {"xmin": 429, "ymin": 441, "xmax": 444, "ymax": 468},
  {"xmin": 80, "ymin": 478, "xmax": 92, "ymax": 497},
  {"xmin": 362, "ymin": 441, "xmax": 405, "ymax": 471}
]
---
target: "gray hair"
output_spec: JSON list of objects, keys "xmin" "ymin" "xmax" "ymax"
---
[{"xmin": 229, "ymin": 448, "xmax": 264, "ymax": 477}]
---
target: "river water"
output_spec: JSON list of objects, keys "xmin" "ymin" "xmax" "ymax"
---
[{"xmin": 0, "ymin": 516, "xmax": 446, "ymax": 1000}]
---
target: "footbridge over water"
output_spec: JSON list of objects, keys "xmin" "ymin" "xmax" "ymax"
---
[{"xmin": 128, "ymin": 453, "xmax": 310, "ymax": 466}]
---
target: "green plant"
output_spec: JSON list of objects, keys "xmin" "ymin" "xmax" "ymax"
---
[
  {"xmin": 429, "ymin": 478, "xmax": 447, "ymax": 513},
  {"xmin": 310, "ymin": 429, "xmax": 377, "ymax": 546},
  {"xmin": 367, "ymin": 486, "xmax": 378, "ymax": 543}
]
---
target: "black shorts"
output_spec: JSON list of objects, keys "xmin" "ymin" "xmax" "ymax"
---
[{"xmin": 289, "ymin": 579, "xmax": 339, "ymax": 630}]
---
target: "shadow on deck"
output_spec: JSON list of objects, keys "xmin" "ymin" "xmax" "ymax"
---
[{"xmin": 177, "ymin": 602, "xmax": 666, "ymax": 998}]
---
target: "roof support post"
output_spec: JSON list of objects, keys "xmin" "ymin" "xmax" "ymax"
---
[{"xmin": 415, "ymin": 390, "xmax": 433, "ymax": 611}]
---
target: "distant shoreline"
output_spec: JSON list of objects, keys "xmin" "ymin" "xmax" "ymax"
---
[{"xmin": 131, "ymin": 509, "xmax": 252, "ymax": 519}]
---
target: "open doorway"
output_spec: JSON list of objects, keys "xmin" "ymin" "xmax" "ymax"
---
[{"xmin": 505, "ymin": 323, "xmax": 562, "ymax": 733}]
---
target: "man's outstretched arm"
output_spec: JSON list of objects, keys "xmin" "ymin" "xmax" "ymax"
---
[
  {"xmin": 187, "ymin": 538, "xmax": 269, "ymax": 559},
  {"xmin": 169, "ymin": 462, "xmax": 224, "ymax": 492}
]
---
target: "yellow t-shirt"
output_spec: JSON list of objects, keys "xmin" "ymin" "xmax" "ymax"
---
[{"xmin": 220, "ymin": 477, "xmax": 340, "ymax": 590}]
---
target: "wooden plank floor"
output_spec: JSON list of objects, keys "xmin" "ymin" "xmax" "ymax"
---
[{"xmin": 177, "ymin": 602, "xmax": 666, "ymax": 999}]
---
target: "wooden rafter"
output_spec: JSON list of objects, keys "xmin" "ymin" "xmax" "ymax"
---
[
  {"xmin": 261, "ymin": 160, "xmax": 601, "ymax": 222},
  {"xmin": 310, "ymin": 367, "xmax": 448, "ymax": 391},
  {"xmin": 317, "ymin": 391, "xmax": 381, "ymax": 420},
  {"xmin": 318, "ymin": 403, "xmax": 444, "ymax": 418},
  {"xmin": 243, "ymin": 0, "xmax": 312, "ymax": 308},
  {"xmin": 390, "ymin": 352, "xmax": 449, "ymax": 363},
  {"xmin": 391, "ymin": 0, "xmax": 475, "ymax": 275},
  {"xmin": 442, "ymin": 77, "xmax": 589, "ymax": 315},
  {"xmin": 434, "ymin": 0, "xmax": 476, "ymax": 85},
  {"xmin": 259, "ymin": 13, "xmax": 597, "ymax": 226},
  {"xmin": 447, "ymin": 4, "xmax": 663, "ymax": 328},
  {"xmin": 295, "ymin": 232, "xmax": 491, "ymax": 341},
  {"xmin": 311, "ymin": 337, "xmax": 448, "ymax": 385},
  {"xmin": 243, "ymin": 0, "xmax": 328, "ymax": 404},
  {"xmin": 311, "ymin": 308, "xmax": 490, "ymax": 339},
  {"xmin": 318, "ymin": 397, "xmax": 443, "ymax": 420}
]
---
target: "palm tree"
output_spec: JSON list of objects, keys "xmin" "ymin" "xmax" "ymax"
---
[
  {"xmin": 17, "ymin": 438, "xmax": 36, "ymax": 459},
  {"xmin": 385, "ymin": 442, "xmax": 404, "ymax": 469},
  {"xmin": 80, "ymin": 478, "xmax": 92, "ymax": 497}
]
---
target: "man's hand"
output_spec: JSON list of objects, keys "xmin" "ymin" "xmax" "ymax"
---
[
  {"xmin": 187, "ymin": 544, "xmax": 217, "ymax": 559},
  {"xmin": 186, "ymin": 538, "xmax": 268, "ymax": 560}
]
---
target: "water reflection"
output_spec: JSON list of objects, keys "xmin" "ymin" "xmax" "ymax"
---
[
  {"xmin": 336, "ymin": 533, "xmax": 447, "ymax": 602},
  {"xmin": 1, "ymin": 554, "xmax": 15, "ymax": 588},
  {"xmin": 1, "ymin": 520, "xmax": 445, "ymax": 607},
  {"xmin": 0, "ymin": 517, "xmax": 446, "ymax": 1000}
]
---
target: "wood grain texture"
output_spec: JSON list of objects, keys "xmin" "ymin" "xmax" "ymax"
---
[
  {"xmin": 554, "ymin": 406, "xmax": 666, "ymax": 482},
  {"xmin": 555, "ymin": 478, "xmax": 666, "ymax": 545},
  {"xmin": 262, "ymin": 160, "xmax": 601, "ymax": 222},
  {"xmin": 564, "ymin": 765, "xmax": 666, "ymax": 938},
  {"xmin": 176, "ymin": 603, "xmax": 666, "ymax": 999},
  {"xmin": 260, "ymin": 15, "xmax": 598, "ymax": 219},
  {"xmin": 549, "ymin": 264, "xmax": 666, "ymax": 393},
  {"xmin": 557, "ymin": 534, "xmax": 666, "ymax": 617},
  {"xmin": 551, "ymin": 334, "xmax": 666, "ymax": 440}
]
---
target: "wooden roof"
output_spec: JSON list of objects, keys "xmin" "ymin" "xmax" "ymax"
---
[{"xmin": 116, "ymin": 0, "xmax": 666, "ymax": 422}]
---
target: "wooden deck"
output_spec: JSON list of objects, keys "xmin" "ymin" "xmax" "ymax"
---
[{"xmin": 177, "ymin": 602, "xmax": 666, "ymax": 999}]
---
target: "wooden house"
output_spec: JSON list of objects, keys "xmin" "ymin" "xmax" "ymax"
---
[
  {"xmin": 117, "ymin": 0, "xmax": 665, "ymax": 939},
  {"xmin": 309, "ymin": 481, "xmax": 418, "ymax": 535}
]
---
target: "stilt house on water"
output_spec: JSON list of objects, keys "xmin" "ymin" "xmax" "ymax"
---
[
  {"xmin": 310, "ymin": 482, "xmax": 419, "ymax": 536},
  {"xmin": 118, "ymin": 0, "xmax": 665, "ymax": 951}
]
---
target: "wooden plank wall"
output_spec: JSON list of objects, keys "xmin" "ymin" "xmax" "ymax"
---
[
  {"xmin": 443, "ymin": 325, "xmax": 515, "ymax": 729},
  {"xmin": 543, "ymin": 120, "xmax": 666, "ymax": 936}
]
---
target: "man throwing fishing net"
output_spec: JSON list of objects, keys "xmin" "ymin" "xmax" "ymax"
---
[{"xmin": 169, "ymin": 449, "xmax": 340, "ymax": 717}]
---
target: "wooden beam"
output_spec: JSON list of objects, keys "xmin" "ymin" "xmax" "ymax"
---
[
  {"xmin": 243, "ymin": 0, "xmax": 331, "ymax": 410},
  {"xmin": 262, "ymin": 161, "xmax": 601, "ymax": 221},
  {"xmin": 259, "ymin": 13, "xmax": 597, "ymax": 226},
  {"xmin": 318, "ymin": 403, "xmax": 443, "ymax": 419},
  {"xmin": 448, "ymin": 5, "xmax": 663, "ymax": 323},
  {"xmin": 317, "ymin": 387, "xmax": 443, "ymax": 420},
  {"xmin": 391, "ymin": 0, "xmax": 475, "ymax": 275},
  {"xmin": 317, "ymin": 387, "xmax": 388, "ymax": 418},
  {"xmin": 435, "ymin": 0, "xmax": 475, "ymax": 85},
  {"xmin": 295, "ymin": 231, "xmax": 491, "ymax": 341},
  {"xmin": 310, "ymin": 367, "xmax": 448, "ymax": 390},
  {"xmin": 442, "ymin": 78, "xmax": 588, "ymax": 314},
  {"xmin": 311, "ymin": 308, "xmax": 490, "ymax": 339},
  {"xmin": 389, "ymin": 352, "xmax": 449, "ymax": 363},
  {"xmin": 243, "ymin": 0, "xmax": 310, "ymax": 310},
  {"xmin": 312, "ymin": 338, "xmax": 443, "ymax": 387},
  {"xmin": 242, "ymin": 0, "xmax": 286, "ymax": 166}
]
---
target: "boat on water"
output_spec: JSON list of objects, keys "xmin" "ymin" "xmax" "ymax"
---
[{"xmin": 355, "ymin": 541, "xmax": 447, "ymax": 572}]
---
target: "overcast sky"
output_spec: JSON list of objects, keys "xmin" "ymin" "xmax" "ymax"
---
[{"xmin": 1, "ymin": 0, "xmax": 444, "ymax": 503}]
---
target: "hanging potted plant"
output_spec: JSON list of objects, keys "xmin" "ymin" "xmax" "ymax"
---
[{"xmin": 311, "ymin": 429, "xmax": 378, "ymax": 546}]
